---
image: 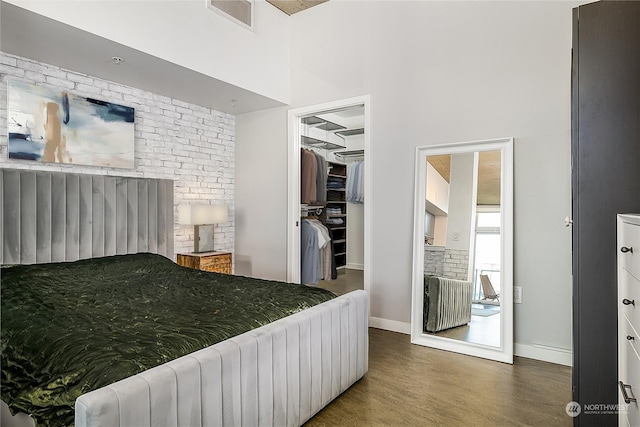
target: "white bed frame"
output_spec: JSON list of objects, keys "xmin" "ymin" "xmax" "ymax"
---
[{"xmin": 75, "ymin": 290, "xmax": 368, "ymax": 426}]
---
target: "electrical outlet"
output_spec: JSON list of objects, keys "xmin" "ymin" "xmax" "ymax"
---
[{"xmin": 514, "ymin": 286, "xmax": 523, "ymax": 304}]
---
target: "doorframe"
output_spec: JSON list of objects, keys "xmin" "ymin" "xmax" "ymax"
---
[{"xmin": 286, "ymin": 95, "xmax": 372, "ymax": 298}]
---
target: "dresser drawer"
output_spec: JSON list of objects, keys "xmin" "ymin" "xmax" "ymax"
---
[
  {"xmin": 620, "ymin": 269, "xmax": 640, "ymax": 330},
  {"xmin": 620, "ymin": 221, "xmax": 640, "ymax": 282},
  {"xmin": 622, "ymin": 318, "xmax": 640, "ymax": 367},
  {"xmin": 620, "ymin": 318, "xmax": 640, "ymax": 427}
]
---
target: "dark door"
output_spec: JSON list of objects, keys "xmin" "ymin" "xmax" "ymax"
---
[{"xmin": 572, "ymin": 1, "xmax": 640, "ymax": 426}]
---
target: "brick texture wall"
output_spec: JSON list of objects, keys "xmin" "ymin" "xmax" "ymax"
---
[
  {"xmin": 0, "ymin": 52, "xmax": 234, "ymax": 261},
  {"xmin": 424, "ymin": 246, "xmax": 444, "ymax": 277},
  {"xmin": 424, "ymin": 246, "xmax": 470, "ymax": 281},
  {"xmin": 443, "ymin": 248, "xmax": 469, "ymax": 280}
]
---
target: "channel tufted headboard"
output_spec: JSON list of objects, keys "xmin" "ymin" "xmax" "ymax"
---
[{"xmin": 1, "ymin": 169, "xmax": 174, "ymax": 264}]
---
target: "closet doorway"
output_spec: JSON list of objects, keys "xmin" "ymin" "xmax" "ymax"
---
[{"xmin": 287, "ymin": 95, "xmax": 371, "ymax": 299}]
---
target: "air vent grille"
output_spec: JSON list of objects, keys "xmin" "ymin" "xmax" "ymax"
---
[{"xmin": 207, "ymin": 0, "xmax": 253, "ymax": 29}]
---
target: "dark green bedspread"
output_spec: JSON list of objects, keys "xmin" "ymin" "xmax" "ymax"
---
[{"xmin": 1, "ymin": 253, "xmax": 335, "ymax": 426}]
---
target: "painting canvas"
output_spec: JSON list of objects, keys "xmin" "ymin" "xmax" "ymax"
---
[{"xmin": 7, "ymin": 80, "xmax": 135, "ymax": 168}]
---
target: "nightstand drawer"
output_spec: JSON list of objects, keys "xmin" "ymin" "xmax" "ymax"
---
[
  {"xmin": 177, "ymin": 252, "xmax": 232, "ymax": 274},
  {"xmin": 199, "ymin": 253, "xmax": 232, "ymax": 273}
]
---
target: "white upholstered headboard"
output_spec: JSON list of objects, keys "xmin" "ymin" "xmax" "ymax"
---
[{"xmin": 0, "ymin": 169, "xmax": 174, "ymax": 264}]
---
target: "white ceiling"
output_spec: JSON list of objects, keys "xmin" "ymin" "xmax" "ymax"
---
[{"xmin": 0, "ymin": 2, "xmax": 285, "ymax": 115}]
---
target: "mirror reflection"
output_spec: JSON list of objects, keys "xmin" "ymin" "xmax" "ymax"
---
[{"xmin": 422, "ymin": 150, "xmax": 502, "ymax": 347}]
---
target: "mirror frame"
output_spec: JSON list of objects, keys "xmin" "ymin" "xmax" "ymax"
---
[{"xmin": 410, "ymin": 137, "xmax": 514, "ymax": 363}]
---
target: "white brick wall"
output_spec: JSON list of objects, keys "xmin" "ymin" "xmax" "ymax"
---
[
  {"xmin": 442, "ymin": 248, "xmax": 469, "ymax": 280},
  {"xmin": 424, "ymin": 246, "xmax": 470, "ymax": 281},
  {"xmin": 424, "ymin": 246, "xmax": 445, "ymax": 277},
  {"xmin": 0, "ymin": 52, "xmax": 234, "ymax": 262}
]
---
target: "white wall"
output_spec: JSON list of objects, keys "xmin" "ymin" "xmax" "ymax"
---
[
  {"xmin": 445, "ymin": 153, "xmax": 477, "ymax": 252},
  {"xmin": 235, "ymin": 107, "xmax": 288, "ymax": 280},
  {"xmin": 346, "ymin": 202, "xmax": 364, "ymax": 269},
  {"xmin": 426, "ymin": 161, "xmax": 449, "ymax": 216},
  {"xmin": 4, "ymin": 0, "xmax": 291, "ymax": 104},
  {"xmin": 433, "ymin": 215, "xmax": 447, "ymax": 247},
  {"xmin": 444, "ymin": 152, "xmax": 477, "ymax": 281},
  {"xmin": 1, "ymin": 52, "xmax": 236, "ymax": 260},
  {"xmin": 236, "ymin": 0, "xmax": 580, "ymax": 361}
]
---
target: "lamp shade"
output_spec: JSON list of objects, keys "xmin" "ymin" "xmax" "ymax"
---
[{"xmin": 178, "ymin": 204, "xmax": 228, "ymax": 225}]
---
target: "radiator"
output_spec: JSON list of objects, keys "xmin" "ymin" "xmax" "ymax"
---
[{"xmin": 425, "ymin": 277, "xmax": 472, "ymax": 332}]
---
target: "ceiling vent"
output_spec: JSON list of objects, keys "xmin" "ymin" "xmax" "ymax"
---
[{"xmin": 207, "ymin": 0, "xmax": 254, "ymax": 30}]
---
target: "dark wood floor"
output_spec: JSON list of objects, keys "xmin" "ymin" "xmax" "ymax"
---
[
  {"xmin": 305, "ymin": 328, "xmax": 572, "ymax": 426},
  {"xmin": 311, "ymin": 269, "xmax": 571, "ymax": 425}
]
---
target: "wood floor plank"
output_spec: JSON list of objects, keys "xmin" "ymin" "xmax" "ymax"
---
[{"xmin": 305, "ymin": 328, "xmax": 572, "ymax": 426}]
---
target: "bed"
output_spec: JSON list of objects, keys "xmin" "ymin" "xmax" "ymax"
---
[{"xmin": 0, "ymin": 169, "xmax": 369, "ymax": 426}]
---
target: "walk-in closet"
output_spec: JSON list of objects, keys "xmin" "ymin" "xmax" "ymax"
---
[{"xmin": 299, "ymin": 104, "xmax": 365, "ymax": 295}]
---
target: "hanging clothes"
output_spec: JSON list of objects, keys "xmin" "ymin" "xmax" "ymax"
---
[
  {"xmin": 347, "ymin": 161, "xmax": 364, "ymax": 203},
  {"xmin": 300, "ymin": 149, "xmax": 334, "ymax": 283},
  {"xmin": 300, "ymin": 218, "xmax": 332, "ymax": 285},
  {"xmin": 301, "ymin": 148, "xmax": 317, "ymax": 204},
  {"xmin": 301, "ymin": 219, "xmax": 320, "ymax": 285},
  {"xmin": 301, "ymin": 149, "xmax": 328, "ymax": 204},
  {"xmin": 307, "ymin": 218, "xmax": 331, "ymax": 281},
  {"xmin": 315, "ymin": 153, "xmax": 327, "ymax": 203}
]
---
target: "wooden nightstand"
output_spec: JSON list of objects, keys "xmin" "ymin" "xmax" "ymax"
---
[{"xmin": 177, "ymin": 251, "xmax": 232, "ymax": 274}]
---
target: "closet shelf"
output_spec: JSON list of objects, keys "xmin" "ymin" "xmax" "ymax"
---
[
  {"xmin": 335, "ymin": 149, "xmax": 365, "ymax": 159},
  {"xmin": 335, "ymin": 128, "xmax": 364, "ymax": 136},
  {"xmin": 301, "ymin": 116, "xmax": 346, "ymax": 131},
  {"xmin": 301, "ymin": 135, "xmax": 346, "ymax": 151}
]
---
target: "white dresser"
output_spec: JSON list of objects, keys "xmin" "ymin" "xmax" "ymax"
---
[{"xmin": 618, "ymin": 214, "xmax": 640, "ymax": 426}]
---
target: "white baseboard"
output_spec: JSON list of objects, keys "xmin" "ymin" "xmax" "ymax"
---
[
  {"xmin": 369, "ymin": 317, "xmax": 411, "ymax": 334},
  {"xmin": 514, "ymin": 343, "xmax": 572, "ymax": 366},
  {"xmin": 368, "ymin": 317, "xmax": 572, "ymax": 366},
  {"xmin": 345, "ymin": 263, "xmax": 364, "ymax": 271}
]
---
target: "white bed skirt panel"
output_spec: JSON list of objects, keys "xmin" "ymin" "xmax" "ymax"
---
[{"xmin": 75, "ymin": 290, "xmax": 369, "ymax": 427}]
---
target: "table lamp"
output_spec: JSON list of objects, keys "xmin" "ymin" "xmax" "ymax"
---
[{"xmin": 178, "ymin": 204, "xmax": 228, "ymax": 252}]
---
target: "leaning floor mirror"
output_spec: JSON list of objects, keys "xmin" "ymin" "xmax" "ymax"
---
[{"xmin": 410, "ymin": 137, "xmax": 513, "ymax": 363}]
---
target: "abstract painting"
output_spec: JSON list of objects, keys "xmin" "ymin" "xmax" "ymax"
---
[{"xmin": 7, "ymin": 80, "xmax": 135, "ymax": 168}]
